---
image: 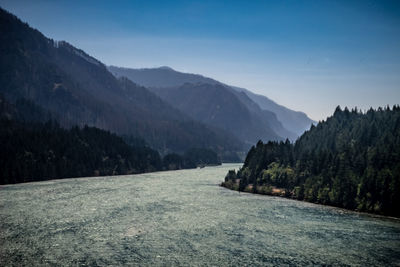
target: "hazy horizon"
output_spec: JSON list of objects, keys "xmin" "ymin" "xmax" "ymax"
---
[{"xmin": 1, "ymin": 0, "xmax": 399, "ymax": 121}]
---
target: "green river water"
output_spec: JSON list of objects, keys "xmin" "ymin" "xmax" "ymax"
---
[{"xmin": 1, "ymin": 164, "xmax": 400, "ymax": 266}]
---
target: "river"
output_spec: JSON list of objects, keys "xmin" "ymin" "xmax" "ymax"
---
[{"xmin": 1, "ymin": 164, "xmax": 400, "ymax": 266}]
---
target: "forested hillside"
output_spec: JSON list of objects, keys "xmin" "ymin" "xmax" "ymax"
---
[
  {"xmin": 0, "ymin": 8, "xmax": 243, "ymax": 157},
  {"xmin": 0, "ymin": 95, "xmax": 222, "ymax": 184},
  {"xmin": 223, "ymin": 106, "xmax": 400, "ymax": 217},
  {"xmin": 0, "ymin": 119, "xmax": 162, "ymax": 184}
]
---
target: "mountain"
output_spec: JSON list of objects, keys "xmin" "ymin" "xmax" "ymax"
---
[
  {"xmin": 0, "ymin": 8, "xmax": 243, "ymax": 157},
  {"xmin": 108, "ymin": 65, "xmax": 218, "ymax": 88},
  {"xmin": 223, "ymin": 106, "xmax": 400, "ymax": 217},
  {"xmin": 0, "ymin": 94, "xmax": 226, "ymax": 184},
  {"xmin": 108, "ymin": 66, "xmax": 315, "ymax": 137},
  {"xmin": 151, "ymin": 83, "xmax": 282, "ymax": 145},
  {"xmin": 109, "ymin": 66, "xmax": 297, "ymax": 143},
  {"xmin": 227, "ymin": 89, "xmax": 298, "ymax": 141},
  {"xmin": 230, "ymin": 86, "xmax": 315, "ymax": 136}
]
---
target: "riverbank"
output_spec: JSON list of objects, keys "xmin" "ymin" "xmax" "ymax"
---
[
  {"xmin": 0, "ymin": 162, "xmax": 223, "ymax": 186},
  {"xmin": 220, "ymin": 179, "xmax": 400, "ymax": 219}
]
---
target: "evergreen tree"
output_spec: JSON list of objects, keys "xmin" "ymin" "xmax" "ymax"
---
[{"xmin": 223, "ymin": 106, "xmax": 400, "ymax": 217}]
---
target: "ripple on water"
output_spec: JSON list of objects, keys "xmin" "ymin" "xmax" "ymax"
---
[{"xmin": 1, "ymin": 164, "xmax": 400, "ymax": 266}]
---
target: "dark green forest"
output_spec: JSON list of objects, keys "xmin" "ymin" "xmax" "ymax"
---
[
  {"xmin": 0, "ymin": 96, "xmax": 221, "ymax": 184},
  {"xmin": 223, "ymin": 106, "xmax": 400, "ymax": 217},
  {"xmin": 162, "ymin": 148, "xmax": 221, "ymax": 170},
  {"xmin": 0, "ymin": 118, "xmax": 221, "ymax": 184},
  {"xmin": 0, "ymin": 119, "xmax": 160, "ymax": 184}
]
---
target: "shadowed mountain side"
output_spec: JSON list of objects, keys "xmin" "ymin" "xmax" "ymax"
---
[
  {"xmin": 228, "ymin": 89, "xmax": 298, "ymax": 141},
  {"xmin": 0, "ymin": 8, "xmax": 244, "ymax": 156},
  {"xmin": 151, "ymin": 83, "xmax": 282, "ymax": 146},
  {"xmin": 230, "ymin": 86, "xmax": 315, "ymax": 136},
  {"xmin": 108, "ymin": 65, "xmax": 314, "ymax": 138}
]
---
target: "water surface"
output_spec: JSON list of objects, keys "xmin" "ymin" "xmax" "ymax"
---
[{"xmin": 1, "ymin": 164, "xmax": 400, "ymax": 266}]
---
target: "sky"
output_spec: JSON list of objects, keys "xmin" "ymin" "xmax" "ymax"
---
[{"xmin": 1, "ymin": 0, "xmax": 399, "ymax": 121}]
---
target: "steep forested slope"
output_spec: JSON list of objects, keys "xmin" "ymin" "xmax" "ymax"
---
[
  {"xmin": 0, "ymin": 95, "xmax": 162, "ymax": 184},
  {"xmin": 223, "ymin": 106, "xmax": 400, "ymax": 217},
  {"xmin": 0, "ymin": 95, "xmax": 224, "ymax": 184},
  {"xmin": 0, "ymin": 8, "xmax": 243, "ymax": 155}
]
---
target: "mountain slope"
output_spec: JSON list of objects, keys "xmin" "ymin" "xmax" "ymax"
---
[
  {"xmin": 0, "ymin": 95, "xmax": 164, "ymax": 184},
  {"xmin": 110, "ymin": 66, "xmax": 296, "ymax": 143},
  {"xmin": 0, "ymin": 8, "xmax": 243, "ymax": 155},
  {"xmin": 231, "ymin": 86, "xmax": 315, "ymax": 136},
  {"xmin": 108, "ymin": 65, "xmax": 314, "ymax": 137},
  {"xmin": 227, "ymin": 89, "xmax": 298, "ymax": 141},
  {"xmin": 152, "ymin": 83, "xmax": 282, "ymax": 145},
  {"xmin": 108, "ymin": 65, "xmax": 217, "ymax": 88}
]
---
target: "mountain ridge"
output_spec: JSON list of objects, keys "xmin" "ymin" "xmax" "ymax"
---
[
  {"xmin": 230, "ymin": 86, "xmax": 315, "ymax": 136},
  {"xmin": 108, "ymin": 65, "xmax": 315, "ymax": 138},
  {"xmin": 0, "ymin": 7, "xmax": 244, "ymax": 158},
  {"xmin": 151, "ymin": 82, "xmax": 283, "ymax": 145}
]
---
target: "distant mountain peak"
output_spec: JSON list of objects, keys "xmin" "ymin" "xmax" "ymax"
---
[
  {"xmin": 108, "ymin": 65, "xmax": 315, "ymax": 136},
  {"xmin": 158, "ymin": 66, "xmax": 174, "ymax": 71}
]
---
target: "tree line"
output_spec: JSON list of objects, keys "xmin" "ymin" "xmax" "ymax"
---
[
  {"xmin": 223, "ymin": 106, "xmax": 400, "ymax": 217},
  {"xmin": 0, "ymin": 119, "xmax": 221, "ymax": 184},
  {"xmin": 0, "ymin": 96, "xmax": 221, "ymax": 184}
]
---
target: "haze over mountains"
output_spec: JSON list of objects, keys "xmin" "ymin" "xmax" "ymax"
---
[
  {"xmin": 229, "ymin": 86, "xmax": 316, "ymax": 136},
  {"xmin": 0, "ymin": 8, "xmax": 244, "ymax": 159},
  {"xmin": 1, "ymin": 7, "xmax": 314, "ymax": 162},
  {"xmin": 108, "ymin": 66, "xmax": 315, "ymax": 140},
  {"xmin": 153, "ymin": 83, "xmax": 282, "ymax": 143}
]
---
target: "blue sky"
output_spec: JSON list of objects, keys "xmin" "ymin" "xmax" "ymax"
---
[{"xmin": 1, "ymin": 0, "xmax": 399, "ymax": 120}]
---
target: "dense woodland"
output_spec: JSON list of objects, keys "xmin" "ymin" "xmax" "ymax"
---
[
  {"xmin": 0, "ymin": 118, "xmax": 221, "ymax": 184},
  {"xmin": 163, "ymin": 148, "xmax": 221, "ymax": 170},
  {"xmin": 0, "ymin": 119, "xmax": 158, "ymax": 184},
  {"xmin": 0, "ymin": 96, "xmax": 221, "ymax": 184},
  {"xmin": 223, "ymin": 106, "xmax": 400, "ymax": 217}
]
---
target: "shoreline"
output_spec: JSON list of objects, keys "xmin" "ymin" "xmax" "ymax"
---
[
  {"xmin": 220, "ymin": 183, "xmax": 400, "ymax": 221},
  {"xmin": 0, "ymin": 162, "xmax": 231, "ymax": 186}
]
